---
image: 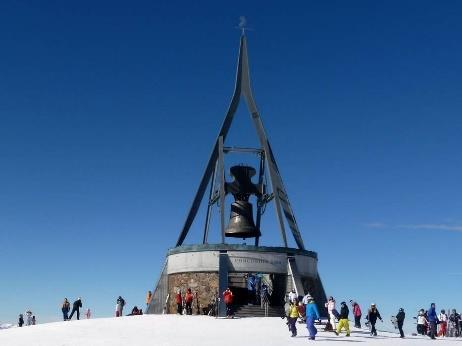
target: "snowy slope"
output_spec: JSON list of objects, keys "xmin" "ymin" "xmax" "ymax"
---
[{"xmin": 0, "ymin": 315, "xmax": 459, "ymax": 346}]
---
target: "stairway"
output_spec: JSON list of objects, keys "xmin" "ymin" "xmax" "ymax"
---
[{"xmin": 233, "ymin": 304, "xmax": 285, "ymax": 318}]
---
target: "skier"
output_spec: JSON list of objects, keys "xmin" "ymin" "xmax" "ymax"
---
[
  {"xmin": 288, "ymin": 298, "xmax": 299, "ymax": 337},
  {"xmin": 417, "ymin": 309, "xmax": 427, "ymax": 335},
  {"xmin": 185, "ymin": 288, "xmax": 194, "ymax": 315},
  {"xmin": 146, "ymin": 290, "xmax": 152, "ymax": 307},
  {"xmin": 334, "ymin": 301, "xmax": 350, "ymax": 337},
  {"xmin": 85, "ymin": 308, "xmax": 91, "ymax": 319},
  {"xmin": 325, "ymin": 296, "xmax": 337, "ymax": 331},
  {"xmin": 175, "ymin": 289, "xmax": 182, "ymax": 315},
  {"xmin": 223, "ymin": 288, "xmax": 234, "ymax": 318},
  {"xmin": 427, "ymin": 303, "xmax": 439, "ymax": 339},
  {"xmin": 32, "ymin": 316, "xmax": 36, "ymax": 325},
  {"xmin": 69, "ymin": 297, "xmax": 82, "ymax": 320},
  {"xmin": 438, "ymin": 309, "xmax": 448, "ymax": 337},
  {"xmin": 366, "ymin": 303, "xmax": 383, "ymax": 336},
  {"xmin": 288, "ymin": 289, "xmax": 297, "ymax": 303},
  {"xmin": 116, "ymin": 296, "xmax": 125, "ymax": 317},
  {"xmin": 25, "ymin": 310, "xmax": 33, "ymax": 326},
  {"xmin": 305, "ymin": 295, "xmax": 320, "ymax": 340},
  {"xmin": 62, "ymin": 298, "xmax": 70, "ymax": 321},
  {"xmin": 350, "ymin": 300, "xmax": 362, "ymax": 328},
  {"xmin": 396, "ymin": 308, "xmax": 405, "ymax": 338},
  {"xmin": 18, "ymin": 314, "xmax": 24, "ymax": 327}
]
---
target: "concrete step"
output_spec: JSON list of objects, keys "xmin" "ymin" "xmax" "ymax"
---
[{"xmin": 233, "ymin": 304, "xmax": 285, "ymax": 318}]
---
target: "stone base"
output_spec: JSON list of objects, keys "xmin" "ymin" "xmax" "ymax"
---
[{"xmin": 168, "ymin": 272, "xmax": 219, "ymax": 314}]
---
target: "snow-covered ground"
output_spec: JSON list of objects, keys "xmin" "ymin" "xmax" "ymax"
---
[{"xmin": 0, "ymin": 315, "xmax": 460, "ymax": 346}]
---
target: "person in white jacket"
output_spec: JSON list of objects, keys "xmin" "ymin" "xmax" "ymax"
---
[
  {"xmin": 325, "ymin": 296, "xmax": 337, "ymax": 330},
  {"xmin": 288, "ymin": 289, "xmax": 297, "ymax": 303},
  {"xmin": 25, "ymin": 310, "xmax": 33, "ymax": 326}
]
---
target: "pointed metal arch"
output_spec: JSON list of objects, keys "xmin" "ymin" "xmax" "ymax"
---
[{"xmin": 176, "ymin": 35, "xmax": 305, "ymax": 250}]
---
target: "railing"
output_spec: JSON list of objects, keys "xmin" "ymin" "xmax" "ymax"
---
[{"xmin": 146, "ymin": 259, "xmax": 169, "ymax": 314}]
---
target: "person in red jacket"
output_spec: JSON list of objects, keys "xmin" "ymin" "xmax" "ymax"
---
[
  {"xmin": 175, "ymin": 289, "xmax": 183, "ymax": 315},
  {"xmin": 350, "ymin": 300, "xmax": 362, "ymax": 328},
  {"xmin": 223, "ymin": 288, "xmax": 234, "ymax": 318},
  {"xmin": 185, "ymin": 288, "xmax": 194, "ymax": 315}
]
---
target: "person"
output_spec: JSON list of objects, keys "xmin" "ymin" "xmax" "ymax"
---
[
  {"xmin": 449, "ymin": 309, "xmax": 461, "ymax": 337},
  {"xmin": 427, "ymin": 303, "xmax": 439, "ymax": 339},
  {"xmin": 366, "ymin": 303, "xmax": 383, "ymax": 336},
  {"xmin": 334, "ymin": 301, "xmax": 350, "ymax": 337},
  {"xmin": 69, "ymin": 297, "xmax": 82, "ymax": 320},
  {"xmin": 32, "ymin": 316, "xmax": 36, "ymax": 325},
  {"xmin": 25, "ymin": 310, "xmax": 33, "ymax": 326},
  {"xmin": 146, "ymin": 290, "xmax": 152, "ymax": 307},
  {"xmin": 175, "ymin": 289, "xmax": 182, "ymax": 314},
  {"xmin": 305, "ymin": 295, "xmax": 320, "ymax": 340},
  {"xmin": 325, "ymin": 296, "xmax": 337, "ymax": 331},
  {"xmin": 85, "ymin": 308, "xmax": 91, "ymax": 319},
  {"xmin": 396, "ymin": 308, "xmax": 405, "ymax": 338},
  {"xmin": 417, "ymin": 309, "xmax": 427, "ymax": 335},
  {"xmin": 288, "ymin": 298, "xmax": 299, "ymax": 337},
  {"xmin": 223, "ymin": 288, "xmax": 234, "ymax": 318},
  {"xmin": 288, "ymin": 289, "xmax": 297, "ymax": 303},
  {"xmin": 185, "ymin": 288, "xmax": 194, "ymax": 315},
  {"xmin": 260, "ymin": 284, "xmax": 269, "ymax": 308},
  {"xmin": 18, "ymin": 314, "xmax": 24, "ymax": 327},
  {"xmin": 247, "ymin": 274, "xmax": 256, "ymax": 304},
  {"xmin": 131, "ymin": 306, "xmax": 140, "ymax": 315},
  {"xmin": 350, "ymin": 300, "xmax": 362, "ymax": 328},
  {"xmin": 62, "ymin": 298, "xmax": 70, "ymax": 321},
  {"xmin": 116, "ymin": 296, "xmax": 125, "ymax": 317},
  {"xmin": 438, "ymin": 309, "xmax": 447, "ymax": 337}
]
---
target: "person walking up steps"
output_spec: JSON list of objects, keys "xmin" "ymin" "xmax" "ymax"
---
[
  {"xmin": 350, "ymin": 300, "xmax": 362, "ymax": 328},
  {"xmin": 396, "ymin": 308, "xmax": 405, "ymax": 338},
  {"xmin": 69, "ymin": 297, "xmax": 82, "ymax": 320},
  {"xmin": 305, "ymin": 295, "xmax": 320, "ymax": 340},
  {"xmin": 334, "ymin": 301, "xmax": 350, "ymax": 337},
  {"xmin": 62, "ymin": 298, "xmax": 70, "ymax": 321},
  {"xmin": 116, "ymin": 296, "xmax": 125, "ymax": 317},
  {"xmin": 367, "ymin": 303, "xmax": 383, "ymax": 336}
]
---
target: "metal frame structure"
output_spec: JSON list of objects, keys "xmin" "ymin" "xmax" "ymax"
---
[{"xmin": 175, "ymin": 34, "xmax": 305, "ymax": 250}]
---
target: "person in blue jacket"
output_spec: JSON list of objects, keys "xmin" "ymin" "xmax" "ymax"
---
[
  {"xmin": 427, "ymin": 303, "xmax": 439, "ymax": 339},
  {"xmin": 305, "ymin": 294, "xmax": 320, "ymax": 340}
]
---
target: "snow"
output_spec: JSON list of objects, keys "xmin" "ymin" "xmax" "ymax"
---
[
  {"xmin": 0, "ymin": 323, "xmax": 15, "ymax": 330},
  {"xmin": 0, "ymin": 315, "xmax": 459, "ymax": 346}
]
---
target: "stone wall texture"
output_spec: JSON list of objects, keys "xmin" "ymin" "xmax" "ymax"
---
[{"xmin": 167, "ymin": 272, "xmax": 219, "ymax": 314}]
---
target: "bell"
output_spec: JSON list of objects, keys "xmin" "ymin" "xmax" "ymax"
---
[{"xmin": 225, "ymin": 200, "xmax": 261, "ymax": 238}]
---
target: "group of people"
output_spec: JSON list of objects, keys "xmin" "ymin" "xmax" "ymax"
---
[
  {"xmin": 175, "ymin": 288, "xmax": 196, "ymax": 315},
  {"xmin": 17, "ymin": 311, "xmax": 35, "ymax": 327},
  {"xmin": 417, "ymin": 307, "xmax": 461, "ymax": 338},
  {"xmin": 61, "ymin": 297, "xmax": 87, "ymax": 321}
]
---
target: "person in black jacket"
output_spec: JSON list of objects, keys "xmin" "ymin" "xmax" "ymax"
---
[
  {"xmin": 334, "ymin": 301, "xmax": 350, "ymax": 337},
  {"xmin": 367, "ymin": 303, "xmax": 383, "ymax": 336},
  {"xmin": 18, "ymin": 314, "xmax": 24, "ymax": 327},
  {"xmin": 396, "ymin": 308, "xmax": 405, "ymax": 338},
  {"xmin": 69, "ymin": 297, "xmax": 82, "ymax": 320}
]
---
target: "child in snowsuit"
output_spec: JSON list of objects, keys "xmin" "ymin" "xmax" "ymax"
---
[
  {"xmin": 335, "ymin": 301, "xmax": 350, "ymax": 336},
  {"xmin": 305, "ymin": 295, "xmax": 320, "ymax": 340},
  {"xmin": 288, "ymin": 299, "xmax": 299, "ymax": 337},
  {"xmin": 396, "ymin": 308, "xmax": 405, "ymax": 338},
  {"xmin": 367, "ymin": 303, "xmax": 382, "ymax": 336},
  {"xmin": 175, "ymin": 289, "xmax": 182, "ymax": 314}
]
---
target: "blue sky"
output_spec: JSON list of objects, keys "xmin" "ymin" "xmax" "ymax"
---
[{"xmin": 1, "ymin": 0, "xmax": 461, "ymax": 330}]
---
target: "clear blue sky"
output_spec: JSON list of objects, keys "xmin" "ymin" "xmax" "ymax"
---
[{"xmin": 1, "ymin": 0, "xmax": 461, "ymax": 330}]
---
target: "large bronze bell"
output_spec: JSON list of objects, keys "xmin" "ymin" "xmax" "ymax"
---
[{"xmin": 224, "ymin": 165, "xmax": 261, "ymax": 239}]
